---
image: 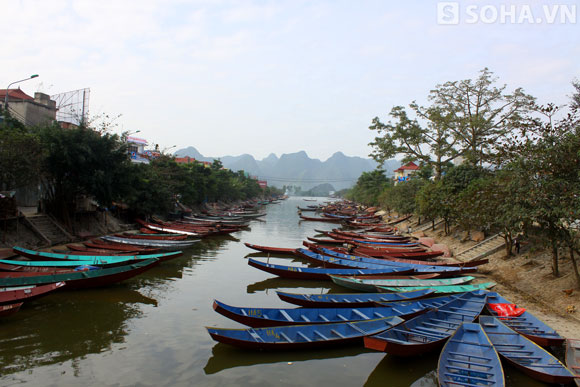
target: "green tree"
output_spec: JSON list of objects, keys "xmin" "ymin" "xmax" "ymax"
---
[{"xmin": 430, "ymin": 68, "xmax": 534, "ymax": 165}]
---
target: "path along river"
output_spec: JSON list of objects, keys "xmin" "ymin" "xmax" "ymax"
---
[{"xmin": 0, "ymin": 197, "xmax": 547, "ymax": 386}]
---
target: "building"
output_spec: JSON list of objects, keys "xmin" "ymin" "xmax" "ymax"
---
[
  {"xmin": 257, "ymin": 180, "xmax": 268, "ymax": 189},
  {"xmin": 394, "ymin": 161, "xmax": 420, "ymax": 183},
  {"xmin": 127, "ymin": 136, "xmax": 151, "ymax": 164},
  {"xmin": 175, "ymin": 156, "xmax": 212, "ymax": 167},
  {"xmin": 0, "ymin": 88, "xmax": 57, "ymax": 126}
]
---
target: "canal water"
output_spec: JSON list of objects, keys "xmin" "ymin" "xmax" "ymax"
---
[{"xmin": 0, "ymin": 197, "xmax": 547, "ymax": 386}]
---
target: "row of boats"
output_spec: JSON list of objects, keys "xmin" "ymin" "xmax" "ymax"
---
[
  {"xmin": 0, "ymin": 198, "xmax": 279, "ymax": 319},
  {"xmin": 203, "ymin": 201, "xmax": 580, "ymax": 386}
]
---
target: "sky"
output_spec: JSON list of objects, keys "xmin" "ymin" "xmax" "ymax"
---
[{"xmin": 3, "ymin": 0, "xmax": 579, "ymax": 160}]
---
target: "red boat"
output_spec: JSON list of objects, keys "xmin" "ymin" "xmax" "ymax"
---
[
  {"xmin": 0, "ymin": 302, "xmax": 22, "ymax": 317},
  {"xmin": 0, "ymin": 281, "xmax": 66, "ymax": 305},
  {"xmin": 243, "ymin": 243, "xmax": 297, "ymax": 255},
  {"xmin": 117, "ymin": 232, "xmax": 188, "ymax": 241},
  {"xmin": 85, "ymin": 240, "xmax": 160, "ymax": 253},
  {"xmin": 299, "ymin": 215, "xmax": 344, "ymax": 223}
]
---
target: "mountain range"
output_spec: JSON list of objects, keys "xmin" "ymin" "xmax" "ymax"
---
[{"xmin": 174, "ymin": 146, "xmax": 400, "ymax": 190}]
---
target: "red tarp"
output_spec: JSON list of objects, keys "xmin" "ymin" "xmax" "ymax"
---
[{"xmin": 488, "ymin": 303, "xmax": 526, "ymax": 317}]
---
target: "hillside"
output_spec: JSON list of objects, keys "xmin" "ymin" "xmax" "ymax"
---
[{"xmin": 175, "ymin": 146, "xmax": 400, "ymax": 190}]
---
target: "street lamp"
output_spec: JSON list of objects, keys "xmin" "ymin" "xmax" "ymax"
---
[
  {"xmin": 4, "ymin": 74, "xmax": 39, "ymax": 111},
  {"xmin": 163, "ymin": 145, "xmax": 177, "ymax": 154}
]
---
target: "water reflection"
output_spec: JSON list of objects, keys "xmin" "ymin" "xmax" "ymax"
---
[
  {"xmin": 364, "ymin": 352, "xmax": 439, "ymax": 387},
  {"xmin": 246, "ymin": 277, "xmax": 330, "ymax": 294},
  {"xmin": 204, "ymin": 342, "xmax": 372, "ymax": 375},
  {"xmin": 0, "ymin": 289, "xmax": 151, "ymax": 376}
]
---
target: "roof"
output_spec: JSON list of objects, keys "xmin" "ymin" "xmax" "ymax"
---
[
  {"xmin": 127, "ymin": 136, "xmax": 148, "ymax": 145},
  {"xmin": 394, "ymin": 161, "xmax": 420, "ymax": 172},
  {"xmin": 0, "ymin": 88, "xmax": 34, "ymax": 101}
]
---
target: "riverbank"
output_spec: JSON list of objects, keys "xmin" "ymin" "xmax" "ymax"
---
[{"xmin": 398, "ymin": 216, "xmax": 580, "ymax": 340}]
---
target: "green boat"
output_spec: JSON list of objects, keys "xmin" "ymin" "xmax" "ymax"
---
[
  {"xmin": 330, "ymin": 275, "xmax": 475, "ymax": 292},
  {"xmin": 12, "ymin": 246, "xmax": 182, "ymax": 262},
  {"xmin": 0, "ymin": 258, "xmax": 160, "ymax": 289},
  {"xmin": 377, "ymin": 282, "xmax": 496, "ymax": 294},
  {"xmin": 0, "ymin": 257, "xmax": 139, "ymax": 268}
]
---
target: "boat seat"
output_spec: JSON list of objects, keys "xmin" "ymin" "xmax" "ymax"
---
[
  {"xmin": 391, "ymin": 328, "xmax": 443, "ymax": 340},
  {"xmin": 300, "ymin": 315, "xmax": 311, "ymax": 322},
  {"xmin": 446, "ymin": 358, "xmax": 493, "ymax": 368},
  {"xmin": 248, "ymin": 330, "xmax": 265, "ymax": 342},
  {"xmin": 439, "ymin": 310, "xmax": 477, "ymax": 318},
  {"xmin": 373, "ymin": 311, "xmax": 386, "ymax": 318},
  {"xmin": 442, "ymin": 372, "xmax": 493, "ymax": 385},
  {"xmin": 423, "ymin": 321, "xmax": 460, "ymax": 330},
  {"xmin": 429, "ymin": 318, "xmax": 461, "ymax": 326},
  {"xmin": 331, "ymin": 329, "xmax": 346, "ymax": 339},
  {"xmin": 448, "ymin": 339, "xmax": 493, "ymax": 348},
  {"xmin": 444, "ymin": 365, "xmax": 494, "ymax": 377},
  {"xmin": 347, "ymin": 322, "xmax": 365, "ymax": 334},
  {"xmin": 280, "ymin": 310, "xmax": 294, "ymax": 322},
  {"xmin": 313, "ymin": 330, "xmax": 328, "ymax": 340},
  {"xmin": 318, "ymin": 315, "xmax": 330, "ymax": 322},
  {"xmin": 297, "ymin": 331, "xmax": 311, "ymax": 342},
  {"xmin": 352, "ymin": 309, "xmax": 369, "ymax": 319},
  {"xmin": 440, "ymin": 378, "xmax": 492, "ymax": 387},
  {"xmin": 337, "ymin": 314, "xmax": 348, "ymax": 321},
  {"xmin": 279, "ymin": 332, "xmax": 293, "ymax": 343},
  {"xmin": 448, "ymin": 351, "xmax": 493, "ymax": 361}
]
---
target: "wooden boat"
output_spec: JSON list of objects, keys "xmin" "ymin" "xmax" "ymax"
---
[
  {"xmin": 306, "ymin": 237, "xmax": 347, "ymax": 245},
  {"xmin": 276, "ymin": 289, "xmax": 436, "ymax": 308},
  {"xmin": 0, "ymin": 259, "xmax": 160, "ymax": 289},
  {"xmin": 207, "ymin": 316, "xmax": 404, "ymax": 350},
  {"xmin": 330, "ymin": 275, "xmax": 475, "ymax": 292},
  {"xmin": 363, "ymin": 290, "xmax": 488, "ymax": 356},
  {"xmin": 135, "ymin": 220, "xmax": 201, "ymax": 236},
  {"xmin": 353, "ymin": 247, "xmax": 443, "ymax": 259},
  {"xmin": 0, "ymin": 302, "xmax": 22, "ymax": 317},
  {"xmin": 296, "ymin": 248, "xmax": 476, "ymax": 276},
  {"xmin": 51, "ymin": 248, "xmax": 135, "ymax": 256},
  {"xmin": 479, "ymin": 316, "xmax": 575, "ymax": 384},
  {"xmin": 118, "ymin": 232, "xmax": 189, "ymax": 241},
  {"xmin": 485, "ymin": 292, "xmax": 564, "ymax": 347},
  {"xmin": 565, "ymin": 339, "xmax": 580, "ymax": 386},
  {"xmin": 247, "ymin": 258, "xmax": 412, "ymax": 280},
  {"xmin": 244, "ymin": 243, "xmax": 297, "ymax": 255},
  {"xmin": 0, "ymin": 257, "xmax": 146, "ymax": 270},
  {"xmin": 353, "ymin": 239, "xmax": 420, "ymax": 247},
  {"xmin": 100, "ymin": 236, "xmax": 200, "ymax": 251},
  {"xmin": 0, "ymin": 281, "xmax": 66, "ymax": 305},
  {"xmin": 378, "ymin": 282, "xmax": 496, "ymax": 294},
  {"xmin": 437, "ymin": 322, "xmax": 504, "ymax": 387},
  {"xmin": 299, "ymin": 215, "xmax": 345, "ymax": 223},
  {"xmin": 12, "ymin": 246, "xmax": 183, "ymax": 263},
  {"xmin": 76, "ymin": 241, "xmax": 159, "ymax": 254},
  {"xmin": 213, "ymin": 296, "xmax": 460, "ymax": 328}
]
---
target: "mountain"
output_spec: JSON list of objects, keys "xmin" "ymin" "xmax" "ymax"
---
[{"xmin": 174, "ymin": 147, "xmax": 400, "ymax": 190}]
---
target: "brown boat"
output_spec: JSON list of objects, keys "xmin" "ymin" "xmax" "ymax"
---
[
  {"xmin": 0, "ymin": 281, "xmax": 66, "ymax": 305},
  {"xmin": 243, "ymin": 243, "xmax": 297, "ymax": 255},
  {"xmin": 0, "ymin": 302, "xmax": 23, "ymax": 317}
]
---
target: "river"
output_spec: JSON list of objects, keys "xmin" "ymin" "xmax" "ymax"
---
[{"xmin": 0, "ymin": 197, "xmax": 547, "ymax": 386}]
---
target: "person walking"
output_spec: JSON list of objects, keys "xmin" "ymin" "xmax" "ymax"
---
[{"xmin": 514, "ymin": 237, "xmax": 521, "ymax": 254}]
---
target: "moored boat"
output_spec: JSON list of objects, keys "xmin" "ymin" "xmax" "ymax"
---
[
  {"xmin": 363, "ymin": 290, "xmax": 488, "ymax": 356},
  {"xmin": 247, "ymin": 258, "xmax": 412, "ymax": 280},
  {"xmin": 437, "ymin": 322, "xmax": 504, "ymax": 387},
  {"xmin": 330, "ymin": 275, "xmax": 475, "ymax": 292},
  {"xmin": 566, "ymin": 338, "xmax": 580, "ymax": 386},
  {"xmin": 243, "ymin": 243, "xmax": 297, "ymax": 255},
  {"xmin": 12, "ymin": 246, "xmax": 183, "ymax": 263},
  {"xmin": 207, "ymin": 316, "xmax": 404, "ymax": 350},
  {"xmin": 0, "ymin": 259, "xmax": 160, "ymax": 289},
  {"xmin": 486, "ymin": 292, "xmax": 564, "ymax": 346},
  {"xmin": 0, "ymin": 302, "xmax": 23, "ymax": 317},
  {"xmin": 276, "ymin": 288, "xmax": 436, "ymax": 308},
  {"xmin": 480, "ymin": 316, "xmax": 575, "ymax": 385},
  {"xmin": 0, "ymin": 281, "xmax": 66, "ymax": 305}
]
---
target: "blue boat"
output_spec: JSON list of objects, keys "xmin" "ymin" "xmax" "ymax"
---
[
  {"xmin": 363, "ymin": 290, "xmax": 488, "ymax": 357},
  {"xmin": 438, "ymin": 322, "xmax": 504, "ymax": 386},
  {"xmin": 485, "ymin": 292, "xmax": 564, "ymax": 347},
  {"xmin": 206, "ymin": 316, "xmax": 404, "ymax": 350},
  {"xmin": 479, "ymin": 316, "xmax": 575, "ymax": 385},
  {"xmin": 277, "ymin": 289, "xmax": 437, "ymax": 307},
  {"xmin": 247, "ymin": 258, "xmax": 412, "ymax": 280},
  {"xmin": 213, "ymin": 298, "xmax": 444, "ymax": 328},
  {"xmin": 297, "ymin": 248, "xmax": 476, "ymax": 276}
]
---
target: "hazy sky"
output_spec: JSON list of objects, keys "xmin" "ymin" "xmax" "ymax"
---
[{"xmin": 3, "ymin": 0, "xmax": 579, "ymax": 160}]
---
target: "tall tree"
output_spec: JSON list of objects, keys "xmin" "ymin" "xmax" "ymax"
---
[{"xmin": 429, "ymin": 68, "xmax": 535, "ymax": 165}]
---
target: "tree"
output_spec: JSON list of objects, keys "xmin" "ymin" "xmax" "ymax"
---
[
  {"xmin": 430, "ymin": 68, "xmax": 535, "ymax": 165},
  {"xmin": 369, "ymin": 104, "xmax": 459, "ymax": 180},
  {"xmin": 0, "ymin": 120, "xmax": 44, "ymax": 190},
  {"xmin": 380, "ymin": 178, "xmax": 425, "ymax": 216},
  {"xmin": 572, "ymin": 79, "xmax": 580, "ymax": 110},
  {"xmin": 37, "ymin": 123, "xmax": 133, "ymax": 226},
  {"xmin": 494, "ymin": 104, "xmax": 580, "ymax": 277},
  {"xmin": 347, "ymin": 170, "xmax": 390, "ymax": 206}
]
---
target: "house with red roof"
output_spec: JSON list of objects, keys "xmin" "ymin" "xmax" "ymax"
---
[
  {"xmin": 394, "ymin": 161, "xmax": 420, "ymax": 183},
  {"xmin": 0, "ymin": 88, "xmax": 56, "ymax": 126}
]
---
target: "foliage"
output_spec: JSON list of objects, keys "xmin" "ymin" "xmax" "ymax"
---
[
  {"xmin": 346, "ymin": 170, "xmax": 390, "ymax": 206},
  {"xmin": 380, "ymin": 178, "xmax": 426, "ymax": 216},
  {"xmin": 572, "ymin": 79, "xmax": 580, "ymax": 111},
  {"xmin": 369, "ymin": 68, "xmax": 535, "ymax": 178},
  {"xmin": 0, "ymin": 117, "xmax": 44, "ymax": 190}
]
